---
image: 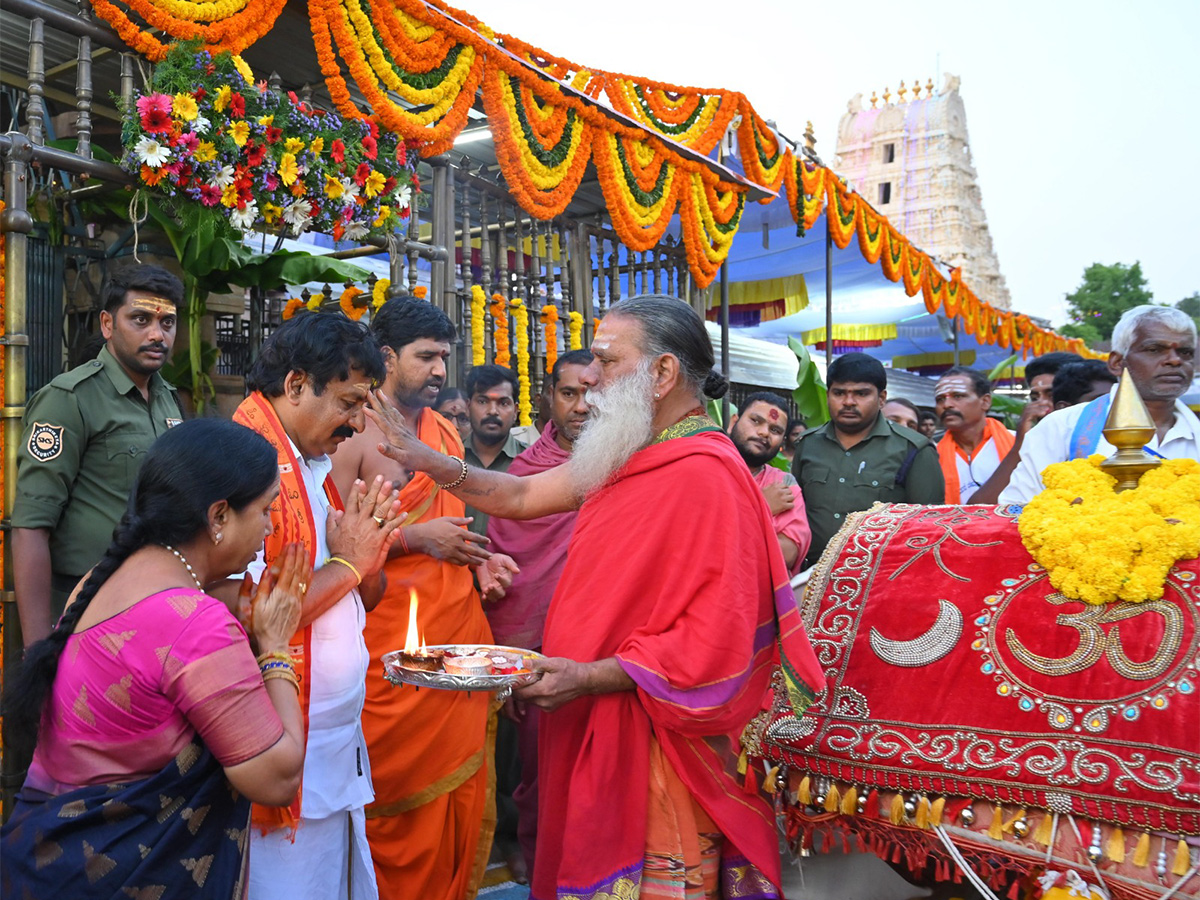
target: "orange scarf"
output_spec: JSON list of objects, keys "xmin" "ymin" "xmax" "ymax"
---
[
  {"xmin": 937, "ymin": 417, "xmax": 1015, "ymax": 503},
  {"xmin": 233, "ymin": 392, "xmax": 343, "ymax": 836}
]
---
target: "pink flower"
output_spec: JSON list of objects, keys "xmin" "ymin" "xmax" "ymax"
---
[
  {"xmin": 199, "ymin": 184, "xmax": 222, "ymax": 207},
  {"xmin": 137, "ymin": 93, "xmax": 173, "ymax": 134},
  {"xmin": 177, "ymin": 132, "xmax": 199, "ymax": 153}
]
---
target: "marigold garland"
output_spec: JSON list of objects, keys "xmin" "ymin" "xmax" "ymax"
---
[
  {"xmin": 735, "ymin": 105, "xmax": 788, "ymax": 200},
  {"xmin": 372, "ymin": 278, "xmax": 390, "ymax": 309},
  {"xmin": 90, "ymin": 0, "xmax": 285, "ymax": 61},
  {"xmin": 592, "ymin": 131, "xmax": 680, "ymax": 252},
  {"xmin": 282, "ymin": 296, "xmax": 305, "ymax": 319},
  {"xmin": 603, "ymin": 75, "xmax": 737, "ymax": 154},
  {"xmin": 679, "ymin": 171, "xmax": 745, "ymax": 289},
  {"xmin": 1019, "ymin": 457, "xmax": 1200, "ymax": 605},
  {"xmin": 470, "ymin": 284, "xmax": 486, "ymax": 365},
  {"xmin": 540, "ymin": 305, "xmax": 559, "ymax": 374},
  {"xmin": 413, "ymin": 285, "xmax": 428, "ymax": 299},
  {"xmin": 489, "ymin": 292, "xmax": 510, "ymax": 367},
  {"xmin": 510, "ymin": 298, "xmax": 532, "ymax": 426},
  {"xmin": 568, "ymin": 311, "xmax": 583, "ymax": 350},
  {"xmin": 338, "ymin": 285, "xmax": 367, "ymax": 320}
]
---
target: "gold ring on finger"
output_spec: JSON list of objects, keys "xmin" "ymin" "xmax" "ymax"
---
[{"xmin": 372, "ymin": 515, "xmax": 386, "ymax": 527}]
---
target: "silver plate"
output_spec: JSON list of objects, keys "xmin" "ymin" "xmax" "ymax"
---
[{"xmin": 382, "ymin": 645, "xmax": 544, "ymax": 694}]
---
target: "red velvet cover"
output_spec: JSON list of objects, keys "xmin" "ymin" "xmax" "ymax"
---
[{"xmin": 761, "ymin": 503, "xmax": 1199, "ymax": 835}]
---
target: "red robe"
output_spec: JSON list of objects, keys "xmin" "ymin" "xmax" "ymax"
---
[{"xmin": 534, "ymin": 426, "xmax": 823, "ymax": 899}]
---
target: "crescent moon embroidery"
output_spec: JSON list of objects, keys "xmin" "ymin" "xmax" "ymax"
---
[{"xmin": 869, "ymin": 599, "xmax": 963, "ymax": 667}]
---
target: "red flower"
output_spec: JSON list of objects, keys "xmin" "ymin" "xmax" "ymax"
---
[
  {"xmin": 266, "ymin": 126, "xmax": 282, "ymax": 144},
  {"xmin": 288, "ymin": 91, "xmax": 299, "ymax": 104},
  {"xmin": 368, "ymin": 121, "xmax": 379, "ymax": 140},
  {"xmin": 137, "ymin": 93, "xmax": 173, "ymax": 135},
  {"xmin": 229, "ymin": 93, "xmax": 246, "ymax": 118},
  {"xmin": 199, "ymin": 184, "xmax": 221, "ymax": 206},
  {"xmin": 205, "ymin": 62, "xmax": 216, "ymax": 75},
  {"xmin": 331, "ymin": 139, "xmax": 345, "ymax": 163},
  {"xmin": 399, "ymin": 206, "xmax": 410, "ymax": 220},
  {"xmin": 383, "ymin": 177, "xmax": 397, "ymax": 193},
  {"xmin": 193, "ymin": 87, "xmax": 207, "ymax": 101},
  {"xmin": 411, "ymin": 175, "xmax": 421, "ymax": 192},
  {"xmin": 395, "ymin": 142, "xmax": 407, "ymax": 165},
  {"xmin": 244, "ymin": 141, "xmax": 266, "ymax": 167},
  {"xmin": 333, "ymin": 222, "xmax": 345, "ymax": 241},
  {"xmin": 264, "ymin": 173, "xmax": 280, "ymax": 190},
  {"xmin": 353, "ymin": 162, "xmax": 370, "ymax": 186},
  {"xmin": 362, "ymin": 134, "xmax": 378, "ymax": 160}
]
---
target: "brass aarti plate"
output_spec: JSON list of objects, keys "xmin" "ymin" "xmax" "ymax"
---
[{"xmin": 382, "ymin": 645, "xmax": 544, "ymax": 694}]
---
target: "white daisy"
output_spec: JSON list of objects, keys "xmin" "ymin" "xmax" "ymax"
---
[
  {"xmin": 134, "ymin": 135, "xmax": 171, "ymax": 168},
  {"xmin": 191, "ymin": 114, "xmax": 211, "ymax": 135},
  {"xmin": 229, "ymin": 202, "xmax": 259, "ymax": 230},
  {"xmin": 343, "ymin": 221, "xmax": 369, "ymax": 241},
  {"xmin": 340, "ymin": 178, "xmax": 361, "ymax": 201},
  {"xmin": 392, "ymin": 183, "xmax": 412, "ymax": 209},
  {"xmin": 212, "ymin": 165, "xmax": 236, "ymax": 188}
]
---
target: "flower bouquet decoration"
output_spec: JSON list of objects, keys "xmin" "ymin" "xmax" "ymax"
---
[{"xmin": 120, "ymin": 42, "xmax": 417, "ymax": 242}]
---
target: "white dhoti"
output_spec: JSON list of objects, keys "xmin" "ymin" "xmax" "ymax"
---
[{"xmin": 248, "ymin": 807, "xmax": 377, "ymax": 900}]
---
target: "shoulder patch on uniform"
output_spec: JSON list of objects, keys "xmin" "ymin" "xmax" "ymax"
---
[
  {"xmin": 27, "ymin": 422, "xmax": 65, "ymax": 461},
  {"xmin": 54, "ymin": 359, "xmax": 107, "ymax": 391}
]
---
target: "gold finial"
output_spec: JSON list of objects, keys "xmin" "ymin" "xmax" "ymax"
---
[
  {"xmin": 898, "ymin": 80, "xmax": 908, "ymax": 102},
  {"xmin": 882, "ymin": 86, "xmax": 891, "ymax": 105},
  {"xmin": 869, "ymin": 90, "xmax": 878, "ymax": 109},
  {"xmin": 1100, "ymin": 368, "xmax": 1160, "ymax": 491},
  {"xmin": 803, "ymin": 121, "xmax": 817, "ymax": 151},
  {"xmin": 925, "ymin": 78, "xmax": 934, "ymax": 97}
]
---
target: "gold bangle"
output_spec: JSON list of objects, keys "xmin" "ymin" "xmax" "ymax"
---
[
  {"xmin": 263, "ymin": 669, "xmax": 300, "ymax": 693},
  {"xmin": 436, "ymin": 455, "xmax": 469, "ymax": 491},
  {"xmin": 325, "ymin": 555, "xmax": 363, "ymax": 585},
  {"xmin": 256, "ymin": 650, "xmax": 294, "ymax": 667}
]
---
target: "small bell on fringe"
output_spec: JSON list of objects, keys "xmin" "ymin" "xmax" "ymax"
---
[{"xmin": 1087, "ymin": 822, "xmax": 1104, "ymax": 864}]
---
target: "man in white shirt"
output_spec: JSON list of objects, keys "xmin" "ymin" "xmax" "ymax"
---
[
  {"xmin": 232, "ymin": 313, "xmax": 405, "ymax": 900},
  {"xmin": 1001, "ymin": 305, "xmax": 1200, "ymax": 505}
]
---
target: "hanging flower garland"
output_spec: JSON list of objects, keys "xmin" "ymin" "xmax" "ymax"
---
[
  {"xmin": 497, "ymin": 33, "xmax": 605, "ymax": 98},
  {"xmin": 510, "ymin": 298, "xmax": 532, "ymax": 426},
  {"xmin": 679, "ymin": 171, "xmax": 745, "ymax": 289},
  {"xmin": 309, "ymin": 0, "xmax": 483, "ymax": 156},
  {"xmin": 825, "ymin": 178, "xmax": 858, "ymax": 250},
  {"xmin": 1019, "ymin": 457, "xmax": 1200, "ymax": 605},
  {"xmin": 924, "ymin": 267, "xmax": 949, "ymax": 316},
  {"xmin": 90, "ymin": 0, "xmax": 285, "ymax": 61},
  {"xmin": 568, "ymin": 311, "xmax": 583, "ymax": 350},
  {"xmin": 482, "ymin": 66, "xmax": 591, "ymax": 220},
  {"xmin": 735, "ymin": 105, "xmax": 788, "ymax": 200},
  {"xmin": 603, "ymin": 76, "xmax": 737, "ymax": 154},
  {"xmin": 856, "ymin": 205, "xmax": 885, "ymax": 264},
  {"xmin": 489, "ymin": 293, "xmax": 510, "ymax": 367},
  {"xmin": 339, "ymin": 285, "xmax": 367, "ymax": 320},
  {"xmin": 470, "ymin": 284, "xmax": 486, "ymax": 365},
  {"xmin": 540, "ymin": 304, "xmax": 559, "ymax": 374},
  {"xmin": 372, "ymin": 278, "xmax": 390, "ymax": 309},
  {"xmin": 282, "ymin": 297, "xmax": 305, "ymax": 319},
  {"xmin": 592, "ymin": 131, "xmax": 680, "ymax": 252},
  {"xmin": 879, "ymin": 223, "xmax": 907, "ymax": 283}
]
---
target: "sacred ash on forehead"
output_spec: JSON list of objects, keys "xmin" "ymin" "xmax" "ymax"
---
[
  {"xmin": 129, "ymin": 297, "xmax": 177, "ymax": 315},
  {"xmin": 934, "ymin": 375, "xmax": 973, "ymax": 398}
]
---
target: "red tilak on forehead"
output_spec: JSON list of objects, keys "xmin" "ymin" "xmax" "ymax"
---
[{"xmin": 767, "ymin": 408, "xmax": 780, "ymax": 421}]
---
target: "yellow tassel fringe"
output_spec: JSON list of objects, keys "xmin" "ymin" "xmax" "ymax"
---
[
  {"xmin": 930, "ymin": 797, "xmax": 945, "ymax": 827},
  {"xmin": 824, "ymin": 784, "xmax": 840, "ymax": 813},
  {"xmin": 1173, "ymin": 839, "xmax": 1192, "ymax": 877},
  {"xmin": 1032, "ymin": 814, "xmax": 1054, "ymax": 847},
  {"xmin": 987, "ymin": 803, "xmax": 1005, "ymax": 841},
  {"xmin": 840, "ymin": 786, "xmax": 858, "ymax": 816},
  {"xmin": 889, "ymin": 794, "xmax": 905, "ymax": 826},
  {"xmin": 1106, "ymin": 826, "xmax": 1125, "ymax": 864},
  {"xmin": 1133, "ymin": 832, "xmax": 1151, "ymax": 868},
  {"xmin": 798, "ymin": 776, "xmax": 811, "ymax": 807}
]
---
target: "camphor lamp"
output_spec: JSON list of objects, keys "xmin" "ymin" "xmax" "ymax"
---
[{"xmin": 1099, "ymin": 368, "xmax": 1161, "ymax": 491}]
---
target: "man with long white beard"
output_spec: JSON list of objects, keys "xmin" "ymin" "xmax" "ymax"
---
[{"xmin": 366, "ymin": 295, "xmax": 823, "ymax": 900}]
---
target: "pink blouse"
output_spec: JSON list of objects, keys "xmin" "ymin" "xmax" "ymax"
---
[{"xmin": 25, "ymin": 588, "xmax": 284, "ymax": 796}]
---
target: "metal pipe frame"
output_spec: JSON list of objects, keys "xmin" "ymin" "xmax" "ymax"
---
[{"xmin": 3, "ymin": 0, "xmax": 129, "ymax": 51}]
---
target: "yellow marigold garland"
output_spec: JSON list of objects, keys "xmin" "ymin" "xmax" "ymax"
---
[
  {"xmin": 489, "ymin": 293, "xmax": 510, "ymax": 367},
  {"xmin": 568, "ymin": 311, "xmax": 583, "ymax": 350},
  {"xmin": 540, "ymin": 305, "xmax": 559, "ymax": 374},
  {"xmin": 306, "ymin": 293, "xmax": 323, "ymax": 313},
  {"xmin": 510, "ymin": 298, "xmax": 532, "ymax": 426},
  {"xmin": 1018, "ymin": 457, "xmax": 1200, "ymax": 605},
  {"xmin": 679, "ymin": 171, "xmax": 745, "ymax": 289},
  {"xmin": 470, "ymin": 284, "xmax": 486, "ymax": 365},
  {"xmin": 372, "ymin": 278, "xmax": 390, "ymax": 310}
]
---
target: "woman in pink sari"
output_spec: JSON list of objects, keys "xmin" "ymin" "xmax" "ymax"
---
[{"xmin": 2, "ymin": 418, "xmax": 309, "ymax": 899}]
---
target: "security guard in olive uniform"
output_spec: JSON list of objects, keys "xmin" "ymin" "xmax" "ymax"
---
[
  {"xmin": 793, "ymin": 352, "xmax": 945, "ymax": 568},
  {"xmin": 12, "ymin": 264, "xmax": 185, "ymax": 647}
]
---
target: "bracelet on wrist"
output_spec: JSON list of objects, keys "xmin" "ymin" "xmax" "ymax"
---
[
  {"xmin": 325, "ymin": 555, "xmax": 363, "ymax": 585},
  {"xmin": 398, "ymin": 526, "xmax": 411, "ymax": 555},
  {"xmin": 436, "ymin": 455, "xmax": 469, "ymax": 491},
  {"xmin": 256, "ymin": 650, "xmax": 294, "ymax": 667}
]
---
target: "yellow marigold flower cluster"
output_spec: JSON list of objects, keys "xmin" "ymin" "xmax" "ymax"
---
[{"xmin": 1018, "ymin": 456, "xmax": 1200, "ymax": 605}]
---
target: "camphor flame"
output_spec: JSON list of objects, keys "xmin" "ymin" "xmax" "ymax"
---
[{"xmin": 403, "ymin": 588, "xmax": 423, "ymax": 653}]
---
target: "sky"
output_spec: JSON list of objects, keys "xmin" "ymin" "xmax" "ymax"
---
[{"xmin": 468, "ymin": 0, "xmax": 1199, "ymax": 328}]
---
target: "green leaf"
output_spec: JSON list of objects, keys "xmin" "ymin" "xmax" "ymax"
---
[
  {"xmin": 787, "ymin": 336, "xmax": 829, "ymax": 426},
  {"xmin": 986, "ymin": 354, "xmax": 1019, "ymax": 382}
]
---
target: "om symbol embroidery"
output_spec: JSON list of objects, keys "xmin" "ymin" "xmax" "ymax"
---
[{"xmin": 1005, "ymin": 595, "xmax": 1184, "ymax": 681}]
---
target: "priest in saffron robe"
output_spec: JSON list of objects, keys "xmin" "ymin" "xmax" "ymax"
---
[
  {"xmin": 367, "ymin": 296, "xmax": 823, "ymax": 899},
  {"xmin": 332, "ymin": 298, "xmax": 517, "ymax": 900},
  {"xmin": 231, "ymin": 313, "xmax": 405, "ymax": 900},
  {"xmin": 485, "ymin": 349, "xmax": 593, "ymax": 877}
]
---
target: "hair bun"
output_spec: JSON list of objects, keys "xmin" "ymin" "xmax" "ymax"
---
[{"xmin": 703, "ymin": 369, "xmax": 729, "ymax": 399}]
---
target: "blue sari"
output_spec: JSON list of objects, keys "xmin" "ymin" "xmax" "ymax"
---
[{"xmin": 2, "ymin": 740, "xmax": 250, "ymax": 899}]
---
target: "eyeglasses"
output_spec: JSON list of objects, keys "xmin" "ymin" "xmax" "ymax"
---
[{"xmin": 447, "ymin": 414, "xmax": 470, "ymax": 426}]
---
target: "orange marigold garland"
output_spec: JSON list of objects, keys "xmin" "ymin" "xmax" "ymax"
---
[
  {"xmin": 825, "ymin": 178, "xmax": 857, "ymax": 250},
  {"xmin": 603, "ymin": 75, "xmax": 737, "ymax": 154},
  {"xmin": 856, "ymin": 205, "xmax": 885, "ymax": 264},
  {"xmin": 338, "ymin": 285, "xmax": 367, "ymax": 320},
  {"xmin": 879, "ymin": 223, "xmax": 907, "ymax": 283},
  {"xmin": 679, "ymin": 171, "xmax": 745, "ymax": 289},
  {"xmin": 489, "ymin": 292, "xmax": 510, "ymax": 367},
  {"xmin": 592, "ymin": 130, "xmax": 680, "ymax": 252},
  {"xmin": 282, "ymin": 296, "xmax": 306, "ymax": 320},
  {"xmin": 540, "ymin": 304, "xmax": 559, "ymax": 374},
  {"xmin": 482, "ymin": 65, "xmax": 591, "ymax": 220},
  {"xmin": 735, "ymin": 104, "xmax": 788, "ymax": 199},
  {"xmin": 91, "ymin": 0, "xmax": 286, "ymax": 61}
]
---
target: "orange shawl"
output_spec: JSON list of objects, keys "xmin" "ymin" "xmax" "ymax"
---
[
  {"xmin": 937, "ymin": 417, "xmax": 1015, "ymax": 503},
  {"xmin": 233, "ymin": 392, "xmax": 342, "ymax": 836},
  {"xmin": 361, "ymin": 408, "xmax": 493, "ymax": 813}
]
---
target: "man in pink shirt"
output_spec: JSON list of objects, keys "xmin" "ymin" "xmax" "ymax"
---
[{"xmin": 728, "ymin": 392, "xmax": 811, "ymax": 574}]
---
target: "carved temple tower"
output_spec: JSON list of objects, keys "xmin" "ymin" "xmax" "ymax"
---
[{"xmin": 833, "ymin": 74, "xmax": 1011, "ymax": 310}]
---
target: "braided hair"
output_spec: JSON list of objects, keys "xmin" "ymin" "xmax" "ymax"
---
[{"xmin": 2, "ymin": 418, "xmax": 278, "ymax": 761}]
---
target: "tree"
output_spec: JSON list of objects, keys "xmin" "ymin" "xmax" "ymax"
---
[
  {"xmin": 1176, "ymin": 292, "xmax": 1200, "ymax": 330},
  {"xmin": 1059, "ymin": 262, "xmax": 1154, "ymax": 345}
]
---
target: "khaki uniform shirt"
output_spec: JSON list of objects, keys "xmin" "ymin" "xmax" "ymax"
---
[
  {"xmin": 12, "ymin": 346, "xmax": 183, "ymax": 590},
  {"xmin": 792, "ymin": 414, "xmax": 944, "ymax": 568},
  {"xmin": 463, "ymin": 431, "xmax": 527, "ymax": 536}
]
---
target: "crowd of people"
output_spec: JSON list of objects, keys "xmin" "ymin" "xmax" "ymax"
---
[{"xmin": 3, "ymin": 268, "xmax": 1197, "ymax": 900}]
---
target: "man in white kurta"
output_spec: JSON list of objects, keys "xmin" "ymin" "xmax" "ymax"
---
[{"xmin": 1001, "ymin": 305, "xmax": 1199, "ymax": 506}]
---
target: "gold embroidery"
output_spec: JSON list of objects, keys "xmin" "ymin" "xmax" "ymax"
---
[
  {"xmin": 180, "ymin": 804, "xmax": 210, "ymax": 835},
  {"xmin": 73, "ymin": 685, "xmax": 95, "ymax": 726},
  {"xmin": 181, "ymin": 855, "xmax": 213, "ymax": 887},
  {"xmin": 57, "ymin": 799, "xmax": 88, "ymax": 818},
  {"xmin": 175, "ymin": 742, "xmax": 201, "ymax": 775},
  {"xmin": 98, "ymin": 629, "xmax": 137, "ymax": 656},
  {"xmin": 34, "ymin": 832, "xmax": 63, "ymax": 870},
  {"xmin": 122, "ymin": 887, "xmax": 166, "ymax": 900},
  {"xmin": 366, "ymin": 748, "xmax": 484, "ymax": 817},
  {"xmin": 157, "ymin": 794, "xmax": 184, "ymax": 824},
  {"xmin": 561, "ymin": 876, "xmax": 641, "ymax": 900},
  {"xmin": 105, "ymin": 674, "xmax": 134, "ymax": 712},
  {"xmin": 652, "ymin": 415, "xmax": 720, "ymax": 445},
  {"xmin": 166, "ymin": 592, "xmax": 198, "ymax": 618},
  {"xmin": 82, "ymin": 839, "xmax": 117, "ymax": 884}
]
